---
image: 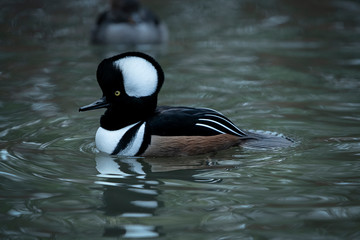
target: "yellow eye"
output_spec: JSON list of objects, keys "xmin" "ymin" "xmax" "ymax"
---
[{"xmin": 114, "ymin": 90, "xmax": 121, "ymax": 96}]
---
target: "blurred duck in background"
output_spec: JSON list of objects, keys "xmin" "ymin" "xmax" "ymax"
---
[{"xmin": 91, "ymin": 0, "xmax": 168, "ymax": 44}]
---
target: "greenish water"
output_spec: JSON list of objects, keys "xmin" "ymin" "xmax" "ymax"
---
[{"xmin": 1, "ymin": 0, "xmax": 360, "ymax": 239}]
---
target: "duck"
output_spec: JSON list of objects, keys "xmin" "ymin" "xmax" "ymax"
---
[
  {"xmin": 79, "ymin": 52, "xmax": 293, "ymax": 157},
  {"xmin": 91, "ymin": 0, "xmax": 168, "ymax": 44}
]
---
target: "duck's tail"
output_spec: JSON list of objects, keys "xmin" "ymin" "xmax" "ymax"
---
[{"xmin": 241, "ymin": 129, "xmax": 295, "ymax": 149}]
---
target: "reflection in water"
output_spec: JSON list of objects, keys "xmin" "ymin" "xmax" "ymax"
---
[
  {"xmin": 95, "ymin": 154, "xmax": 162, "ymax": 238},
  {"xmin": 103, "ymin": 225, "xmax": 159, "ymax": 238},
  {"xmin": 95, "ymin": 153, "xmax": 225, "ymax": 238}
]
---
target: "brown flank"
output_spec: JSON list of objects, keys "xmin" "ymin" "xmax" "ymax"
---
[{"xmin": 142, "ymin": 134, "xmax": 242, "ymax": 157}]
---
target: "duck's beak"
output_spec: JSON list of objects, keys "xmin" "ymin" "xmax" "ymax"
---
[{"xmin": 79, "ymin": 96, "xmax": 110, "ymax": 112}]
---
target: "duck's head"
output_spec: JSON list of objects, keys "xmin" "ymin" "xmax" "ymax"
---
[
  {"xmin": 79, "ymin": 52, "xmax": 164, "ymax": 128},
  {"xmin": 111, "ymin": 0, "xmax": 140, "ymax": 13}
]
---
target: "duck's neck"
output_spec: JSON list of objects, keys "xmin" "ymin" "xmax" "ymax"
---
[{"xmin": 100, "ymin": 101, "xmax": 157, "ymax": 130}]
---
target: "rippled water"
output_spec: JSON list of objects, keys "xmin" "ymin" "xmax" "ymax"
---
[{"xmin": 1, "ymin": 0, "xmax": 360, "ymax": 239}]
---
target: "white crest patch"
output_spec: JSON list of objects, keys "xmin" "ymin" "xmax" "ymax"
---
[{"xmin": 114, "ymin": 56, "xmax": 158, "ymax": 97}]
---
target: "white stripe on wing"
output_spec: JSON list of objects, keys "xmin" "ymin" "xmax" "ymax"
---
[
  {"xmin": 198, "ymin": 118, "xmax": 242, "ymax": 136},
  {"xmin": 195, "ymin": 123, "xmax": 226, "ymax": 134}
]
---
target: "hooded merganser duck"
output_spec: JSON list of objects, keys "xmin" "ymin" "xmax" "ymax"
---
[
  {"xmin": 91, "ymin": 0, "xmax": 168, "ymax": 44},
  {"xmin": 79, "ymin": 52, "xmax": 293, "ymax": 157}
]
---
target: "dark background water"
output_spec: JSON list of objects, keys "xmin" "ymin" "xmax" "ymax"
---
[{"xmin": 1, "ymin": 0, "xmax": 360, "ymax": 239}]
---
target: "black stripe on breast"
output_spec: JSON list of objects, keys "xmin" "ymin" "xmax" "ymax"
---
[
  {"xmin": 111, "ymin": 121, "xmax": 144, "ymax": 155},
  {"xmin": 135, "ymin": 122, "xmax": 151, "ymax": 156}
]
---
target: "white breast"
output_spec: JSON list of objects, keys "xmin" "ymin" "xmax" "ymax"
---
[{"xmin": 95, "ymin": 122, "xmax": 146, "ymax": 156}]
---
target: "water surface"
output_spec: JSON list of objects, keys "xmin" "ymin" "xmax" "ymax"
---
[{"xmin": 1, "ymin": 0, "xmax": 360, "ymax": 239}]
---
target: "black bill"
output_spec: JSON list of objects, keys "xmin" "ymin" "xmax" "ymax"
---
[{"xmin": 79, "ymin": 96, "xmax": 110, "ymax": 112}]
